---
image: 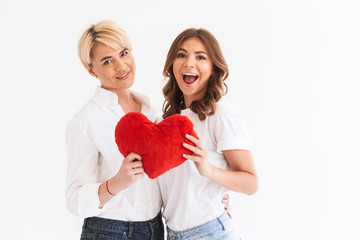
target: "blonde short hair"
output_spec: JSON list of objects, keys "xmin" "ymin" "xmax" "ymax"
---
[{"xmin": 78, "ymin": 20, "xmax": 132, "ymax": 66}]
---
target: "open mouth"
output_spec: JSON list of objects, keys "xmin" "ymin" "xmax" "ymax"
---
[{"xmin": 182, "ymin": 73, "xmax": 198, "ymax": 84}]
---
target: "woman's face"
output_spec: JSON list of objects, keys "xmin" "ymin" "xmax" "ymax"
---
[
  {"xmin": 87, "ymin": 42, "xmax": 136, "ymax": 93},
  {"xmin": 172, "ymin": 37, "xmax": 213, "ymax": 107}
]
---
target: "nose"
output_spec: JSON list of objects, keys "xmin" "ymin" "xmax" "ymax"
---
[
  {"xmin": 184, "ymin": 56, "xmax": 195, "ymax": 68},
  {"xmin": 115, "ymin": 60, "xmax": 125, "ymax": 71}
]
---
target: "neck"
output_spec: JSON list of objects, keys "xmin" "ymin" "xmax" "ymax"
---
[
  {"xmin": 116, "ymin": 89, "xmax": 141, "ymax": 113},
  {"xmin": 115, "ymin": 89, "xmax": 133, "ymax": 105},
  {"xmin": 183, "ymin": 89, "xmax": 207, "ymax": 108},
  {"xmin": 183, "ymin": 96, "xmax": 198, "ymax": 109}
]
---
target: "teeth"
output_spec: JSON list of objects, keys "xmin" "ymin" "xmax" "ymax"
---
[
  {"xmin": 183, "ymin": 73, "xmax": 197, "ymax": 77},
  {"xmin": 119, "ymin": 72, "xmax": 128, "ymax": 78},
  {"xmin": 183, "ymin": 73, "xmax": 198, "ymax": 76}
]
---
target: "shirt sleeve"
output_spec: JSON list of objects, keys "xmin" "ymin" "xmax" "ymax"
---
[
  {"xmin": 65, "ymin": 118, "xmax": 103, "ymax": 218},
  {"xmin": 215, "ymin": 111, "xmax": 252, "ymax": 153}
]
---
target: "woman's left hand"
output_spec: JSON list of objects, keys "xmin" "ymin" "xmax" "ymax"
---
[{"xmin": 182, "ymin": 134, "xmax": 214, "ymax": 178}]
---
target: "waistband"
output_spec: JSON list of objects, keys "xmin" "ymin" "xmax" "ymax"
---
[
  {"xmin": 167, "ymin": 211, "xmax": 230, "ymax": 238},
  {"xmin": 83, "ymin": 212, "xmax": 162, "ymax": 233}
]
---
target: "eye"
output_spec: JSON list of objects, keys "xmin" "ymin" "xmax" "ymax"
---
[
  {"xmin": 120, "ymin": 50, "xmax": 129, "ymax": 57},
  {"xmin": 177, "ymin": 53, "xmax": 186, "ymax": 58},
  {"xmin": 104, "ymin": 59, "xmax": 112, "ymax": 65},
  {"xmin": 197, "ymin": 55, "xmax": 206, "ymax": 60}
]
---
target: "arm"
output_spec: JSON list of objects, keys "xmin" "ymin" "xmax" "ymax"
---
[
  {"xmin": 217, "ymin": 149, "xmax": 258, "ymax": 195},
  {"xmin": 98, "ymin": 152, "xmax": 144, "ymax": 208},
  {"xmin": 65, "ymin": 119, "xmax": 102, "ymax": 217},
  {"xmin": 66, "ymin": 119, "xmax": 145, "ymax": 213},
  {"xmin": 183, "ymin": 134, "xmax": 258, "ymax": 195}
]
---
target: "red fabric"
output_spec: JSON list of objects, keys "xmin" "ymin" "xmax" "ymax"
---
[{"xmin": 115, "ymin": 112, "xmax": 197, "ymax": 179}]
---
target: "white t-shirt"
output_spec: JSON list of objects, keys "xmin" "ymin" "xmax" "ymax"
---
[
  {"xmin": 65, "ymin": 86, "xmax": 162, "ymax": 221},
  {"xmin": 158, "ymin": 96, "xmax": 251, "ymax": 231}
]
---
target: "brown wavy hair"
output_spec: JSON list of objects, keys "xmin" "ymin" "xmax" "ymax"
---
[{"xmin": 162, "ymin": 28, "xmax": 229, "ymax": 121}]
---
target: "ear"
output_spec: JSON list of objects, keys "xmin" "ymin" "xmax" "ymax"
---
[{"xmin": 85, "ymin": 64, "xmax": 98, "ymax": 78}]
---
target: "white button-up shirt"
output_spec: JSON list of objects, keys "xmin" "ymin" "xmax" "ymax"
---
[{"xmin": 65, "ymin": 86, "xmax": 162, "ymax": 221}]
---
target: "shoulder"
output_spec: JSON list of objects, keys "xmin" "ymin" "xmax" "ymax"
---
[
  {"xmin": 67, "ymin": 100, "xmax": 97, "ymax": 130},
  {"xmin": 207, "ymin": 96, "xmax": 249, "ymax": 132},
  {"xmin": 213, "ymin": 96, "xmax": 241, "ymax": 119}
]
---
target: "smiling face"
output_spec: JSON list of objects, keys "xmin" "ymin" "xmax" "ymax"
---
[
  {"xmin": 87, "ymin": 42, "xmax": 136, "ymax": 93},
  {"xmin": 172, "ymin": 37, "xmax": 213, "ymax": 108}
]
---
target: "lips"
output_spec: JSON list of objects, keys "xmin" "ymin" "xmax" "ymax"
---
[
  {"xmin": 115, "ymin": 71, "xmax": 129, "ymax": 80},
  {"xmin": 182, "ymin": 73, "xmax": 198, "ymax": 84}
]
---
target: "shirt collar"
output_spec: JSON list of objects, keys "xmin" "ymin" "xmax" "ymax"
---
[
  {"xmin": 91, "ymin": 86, "xmax": 152, "ymax": 114},
  {"xmin": 91, "ymin": 86, "xmax": 119, "ymax": 106}
]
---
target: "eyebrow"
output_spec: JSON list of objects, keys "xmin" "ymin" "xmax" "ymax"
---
[
  {"xmin": 179, "ymin": 48, "xmax": 208, "ymax": 55},
  {"xmin": 99, "ymin": 48, "xmax": 128, "ymax": 62}
]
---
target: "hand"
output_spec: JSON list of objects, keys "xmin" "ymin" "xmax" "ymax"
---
[
  {"xmin": 182, "ymin": 134, "xmax": 214, "ymax": 178},
  {"xmin": 222, "ymin": 193, "xmax": 232, "ymax": 219},
  {"xmin": 112, "ymin": 152, "xmax": 144, "ymax": 193}
]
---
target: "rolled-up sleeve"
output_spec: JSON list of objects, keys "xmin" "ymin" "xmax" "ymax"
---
[
  {"xmin": 65, "ymin": 118, "xmax": 103, "ymax": 218},
  {"xmin": 215, "ymin": 111, "xmax": 252, "ymax": 153}
]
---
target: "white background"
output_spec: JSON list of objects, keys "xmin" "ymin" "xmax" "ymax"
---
[{"xmin": 1, "ymin": 0, "xmax": 359, "ymax": 239}]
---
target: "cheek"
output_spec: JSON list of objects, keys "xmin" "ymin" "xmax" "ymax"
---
[
  {"xmin": 132, "ymin": 62, "xmax": 136, "ymax": 74},
  {"xmin": 172, "ymin": 61, "xmax": 182, "ymax": 80},
  {"xmin": 93, "ymin": 69, "xmax": 105, "ymax": 79},
  {"xmin": 201, "ymin": 64, "xmax": 213, "ymax": 77},
  {"xmin": 129, "ymin": 58, "xmax": 135, "ymax": 69},
  {"xmin": 172, "ymin": 60, "xmax": 179, "ymax": 71}
]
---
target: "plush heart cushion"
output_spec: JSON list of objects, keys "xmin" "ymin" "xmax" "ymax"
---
[{"xmin": 115, "ymin": 112, "xmax": 197, "ymax": 179}]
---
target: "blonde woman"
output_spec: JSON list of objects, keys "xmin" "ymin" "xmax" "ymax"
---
[
  {"xmin": 158, "ymin": 28, "xmax": 258, "ymax": 239},
  {"xmin": 66, "ymin": 20, "xmax": 163, "ymax": 240}
]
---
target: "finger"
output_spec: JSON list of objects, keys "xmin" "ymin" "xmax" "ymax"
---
[
  {"xmin": 124, "ymin": 158, "xmax": 143, "ymax": 169},
  {"xmin": 185, "ymin": 134, "xmax": 205, "ymax": 150},
  {"xmin": 128, "ymin": 166, "xmax": 144, "ymax": 175},
  {"xmin": 186, "ymin": 132, "xmax": 202, "ymax": 141},
  {"xmin": 123, "ymin": 153, "xmax": 142, "ymax": 164},
  {"xmin": 133, "ymin": 166, "xmax": 144, "ymax": 173},
  {"xmin": 222, "ymin": 193, "xmax": 230, "ymax": 203},
  {"xmin": 182, "ymin": 154, "xmax": 201, "ymax": 163},
  {"xmin": 128, "ymin": 164, "xmax": 144, "ymax": 170},
  {"xmin": 127, "ymin": 152, "xmax": 142, "ymax": 161},
  {"xmin": 133, "ymin": 172, "xmax": 145, "ymax": 180},
  {"xmin": 224, "ymin": 205, "xmax": 232, "ymax": 211},
  {"xmin": 129, "ymin": 159, "xmax": 143, "ymax": 168},
  {"xmin": 183, "ymin": 142, "xmax": 202, "ymax": 154}
]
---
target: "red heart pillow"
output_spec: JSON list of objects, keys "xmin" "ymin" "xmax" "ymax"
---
[{"xmin": 115, "ymin": 112, "xmax": 197, "ymax": 179}]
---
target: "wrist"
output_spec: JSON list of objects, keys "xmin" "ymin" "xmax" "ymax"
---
[
  {"xmin": 202, "ymin": 163, "xmax": 216, "ymax": 179},
  {"xmin": 105, "ymin": 179, "xmax": 117, "ymax": 196}
]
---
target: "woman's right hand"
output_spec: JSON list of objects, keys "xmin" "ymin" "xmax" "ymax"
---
[
  {"xmin": 111, "ymin": 152, "xmax": 145, "ymax": 194},
  {"xmin": 99, "ymin": 152, "xmax": 144, "ymax": 208}
]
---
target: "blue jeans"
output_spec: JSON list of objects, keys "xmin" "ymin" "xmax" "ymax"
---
[
  {"xmin": 80, "ymin": 213, "xmax": 164, "ymax": 240},
  {"xmin": 166, "ymin": 212, "xmax": 239, "ymax": 240}
]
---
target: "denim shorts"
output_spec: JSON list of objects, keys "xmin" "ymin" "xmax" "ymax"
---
[
  {"xmin": 80, "ymin": 212, "xmax": 164, "ymax": 240},
  {"xmin": 166, "ymin": 212, "xmax": 239, "ymax": 240}
]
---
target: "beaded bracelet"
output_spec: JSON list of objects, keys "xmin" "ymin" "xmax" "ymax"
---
[{"xmin": 106, "ymin": 180, "xmax": 116, "ymax": 196}]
